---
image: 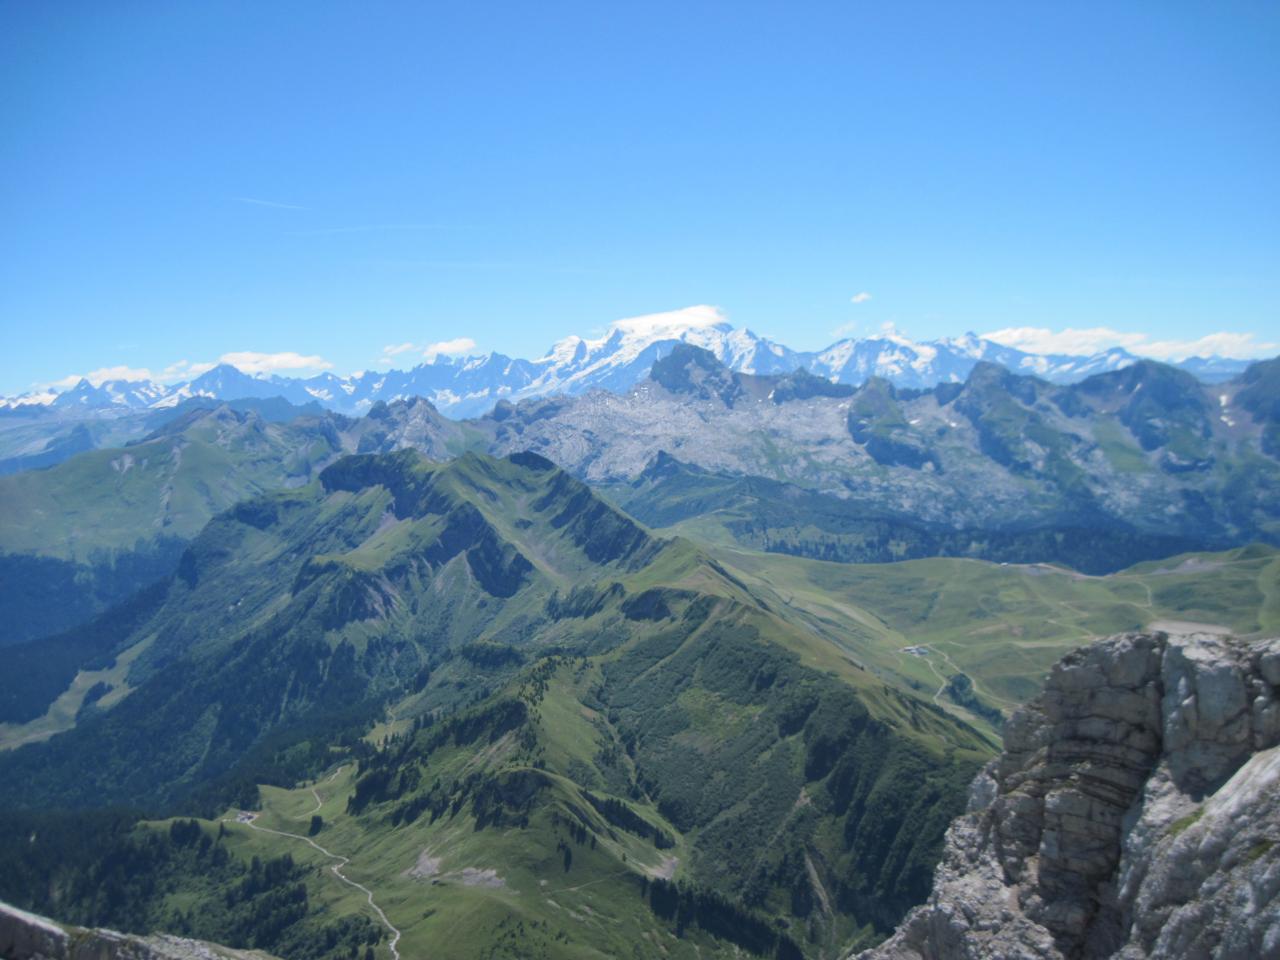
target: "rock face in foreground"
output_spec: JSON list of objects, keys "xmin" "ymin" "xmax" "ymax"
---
[
  {"xmin": 0, "ymin": 901, "xmax": 277, "ymax": 960},
  {"xmin": 857, "ymin": 631, "xmax": 1280, "ymax": 960}
]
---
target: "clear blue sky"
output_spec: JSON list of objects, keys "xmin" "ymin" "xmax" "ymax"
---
[{"xmin": 2, "ymin": 1, "xmax": 1277, "ymax": 394}]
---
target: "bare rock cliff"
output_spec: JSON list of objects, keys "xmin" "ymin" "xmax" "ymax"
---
[
  {"xmin": 0, "ymin": 901, "xmax": 278, "ymax": 960},
  {"xmin": 857, "ymin": 631, "xmax": 1280, "ymax": 960}
]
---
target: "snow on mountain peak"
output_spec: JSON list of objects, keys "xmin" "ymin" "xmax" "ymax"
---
[
  {"xmin": 542, "ymin": 334, "xmax": 587, "ymax": 366},
  {"xmin": 3, "ymin": 310, "xmax": 1257, "ymax": 417},
  {"xmin": 537, "ymin": 306, "xmax": 729, "ymax": 367}
]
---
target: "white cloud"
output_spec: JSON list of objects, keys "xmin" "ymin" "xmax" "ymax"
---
[
  {"xmin": 35, "ymin": 349, "xmax": 327, "ymax": 397},
  {"xmin": 983, "ymin": 325, "xmax": 1278, "ymax": 361},
  {"xmin": 374, "ymin": 342, "xmax": 422, "ymax": 369},
  {"xmin": 1138, "ymin": 332, "xmax": 1280, "ymax": 361},
  {"xmin": 850, "ymin": 292, "xmax": 872, "ymax": 304},
  {"xmin": 423, "ymin": 337, "xmax": 478, "ymax": 361},
  {"xmin": 982, "ymin": 326, "xmax": 1148, "ymax": 356},
  {"xmin": 608, "ymin": 305, "xmax": 727, "ymax": 339},
  {"xmin": 158, "ymin": 359, "xmax": 216, "ymax": 382},
  {"xmin": 219, "ymin": 351, "xmax": 334, "ymax": 375},
  {"xmin": 49, "ymin": 365, "xmax": 156, "ymax": 389}
]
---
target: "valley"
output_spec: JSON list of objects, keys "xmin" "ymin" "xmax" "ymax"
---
[
  {"xmin": 0, "ymin": 348, "xmax": 1276, "ymax": 960},
  {"xmin": 6, "ymin": 11, "xmax": 1277, "ymax": 957},
  {"xmin": 0, "ymin": 450, "xmax": 989, "ymax": 956},
  {"xmin": 3, "ymin": 350, "xmax": 1276, "ymax": 649}
]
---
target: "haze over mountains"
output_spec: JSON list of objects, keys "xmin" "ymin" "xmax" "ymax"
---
[
  {"xmin": 4, "ymin": 308, "xmax": 1255, "ymax": 419},
  {"xmin": 2, "ymin": 345, "xmax": 1276, "ymax": 649}
]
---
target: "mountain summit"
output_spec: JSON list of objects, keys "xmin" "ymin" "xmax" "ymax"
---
[{"xmin": 4, "ymin": 308, "xmax": 1257, "ymax": 417}]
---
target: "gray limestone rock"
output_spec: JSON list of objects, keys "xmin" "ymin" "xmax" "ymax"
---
[
  {"xmin": 855, "ymin": 630, "xmax": 1280, "ymax": 960},
  {"xmin": 0, "ymin": 902, "xmax": 278, "ymax": 960}
]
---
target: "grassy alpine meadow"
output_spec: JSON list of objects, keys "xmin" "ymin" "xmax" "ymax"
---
[
  {"xmin": 202, "ymin": 635, "xmax": 967, "ymax": 960},
  {"xmin": 4, "ymin": 8, "xmax": 1277, "ymax": 958},
  {"xmin": 712, "ymin": 542, "xmax": 1280, "ymax": 731},
  {"xmin": 164, "ymin": 575, "xmax": 1033, "ymax": 960},
  {"xmin": 0, "ymin": 451, "xmax": 991, "ymax": 957},
  {"xmin": 0, "ymin": 449, "xmax": 1275, "ymax": 959}
]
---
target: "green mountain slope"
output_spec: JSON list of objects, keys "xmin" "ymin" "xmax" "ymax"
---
[
  {"xmin": 604, "ymin": 453, "xmax": 1208, "ymax": 575},
  {"xmin": 0, "ymin": 406, "xmax": 345, "ymax": 645},
  {"xmin": 7, "ymin": 351, "xmax": 1275, "ymax": 653},
  {"xmin": 3, "ymin": 451, "xmax": 1276, "ymax": 958},
  {"xmin": 0, "ymin": 450, "xmax": 992, "ymax": 959},
  {"xmin": 0, "ymin": 398, "xmax": 469, "ymax": 647},
  {"xmin": 712, "ymin": 542, "xmax": 1280, "ymax": 718},
  {"xmin": 0, "ymin": 395, "xmax": 332, "ymax": 474}
]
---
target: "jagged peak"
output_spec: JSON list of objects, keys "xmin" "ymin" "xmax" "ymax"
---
[
  {"xmin": 189, "ymin": 362, "xmax": 258, "ymax": 384},
  {"xmin": 636, "ymin": 449, "xmax": 693, "ymax": 482},
  {"xmin": 10, "ymin": 325, "xmax": 1265, "ymax": 417},
  {"xmin": 648, "ymin": 343, "xmax": 742, "ymax": 405}
]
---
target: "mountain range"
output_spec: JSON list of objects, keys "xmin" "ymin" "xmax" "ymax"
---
[
  {"xmin": 2, "ymin": 349, "xmax": 1276, "ymax": 646},
  {"xmin": 1, "ymin": 340, "xmax": 1278, "ymax": 958},
  {"xmin": 0, "ymin": 448, "xmax": 995, "ymax": 957},
  {"xmin": 4, "ymin": 441, "xmax": 1277, "ymax": 959},
  {"xmin": 2, "ymin": 310, "xmax": 1255, "ymax": 419},
  {"xmin": 2, "ymin": 444, "xmax": 1276, "ymax": 958}
]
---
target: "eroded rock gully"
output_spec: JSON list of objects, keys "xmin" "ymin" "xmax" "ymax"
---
[{"xmin": 857, "ymin": 631, "xmax": 1280, "ymax": 960}]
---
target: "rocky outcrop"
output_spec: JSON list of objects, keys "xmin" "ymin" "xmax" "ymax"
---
[
  {"xmin": 0, "ymin": 901, "xmax": 277, "ymax": 960},
  {"xmin": 857, "ymin": 631, "xmax": 1280, "ymax": 960}
]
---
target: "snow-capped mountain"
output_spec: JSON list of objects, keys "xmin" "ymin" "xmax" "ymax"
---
[
  {"xmin": 2, "ymin": 306, "xmax": 1256, "ymax": 418},
  {"xmin": 48, "ymin": 377, "xmax": 171, "ymax": 411},
  {"xmin": 152, "ymin": 364, "xmax": 331, "ymax": 409}
]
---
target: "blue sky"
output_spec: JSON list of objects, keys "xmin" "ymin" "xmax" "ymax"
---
[{"xmin": 2, "ymin": 1, "xmax": 1277, "ymax": 394}]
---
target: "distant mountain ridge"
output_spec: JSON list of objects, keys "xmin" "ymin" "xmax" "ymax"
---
[
  {"xmin": 472, "ymin": 349, "xmax": 1280, "ymax": 562},
  {"xmin": 5, "ymin": 349, "xmax": 1274, "ymax": 649},
  {"xmin": 3, "ymin": 309, "xmax": 1256, "ymax": 417}
]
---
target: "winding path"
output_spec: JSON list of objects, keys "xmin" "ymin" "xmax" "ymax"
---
[
  {"xmin": 223, "ymin": 768, "xmax": 402, "ymax": 960},
  {"xmin": 918, "ymin": 653, "xmax": 949, "ymax": 706},
  {"xmin": 300, "ymin": 788, "xmax": 324, "ymax": 818},
  {"xmin": 298, "ymin": 766, "xmax": 348, "ymax": 819},
  {"xmin": 931, "ymin": 646, "xmax": 1018, "ymax": 710}
]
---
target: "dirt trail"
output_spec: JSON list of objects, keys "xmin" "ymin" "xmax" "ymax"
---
[
  {"xmin": 301, "ymin": 788, "xmax": 323, "ymax": 817},
  {"xmin": 546, "ymin": 869, "xmax": 632, "ymax": 895},
  {"xmin": 931, "ymin": 646, "xmax": 1018, "ymax": 710},
  {"xmin": 297, "ymin": 766, "xmax": 345, "ymax": 820},
  {"xmin": 919, "ymin": 655, "xmax": 948, "ymax": 706},
  {"xmin": 224, "ymin": 768, "xmax": 401, "ymax": 960}
]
